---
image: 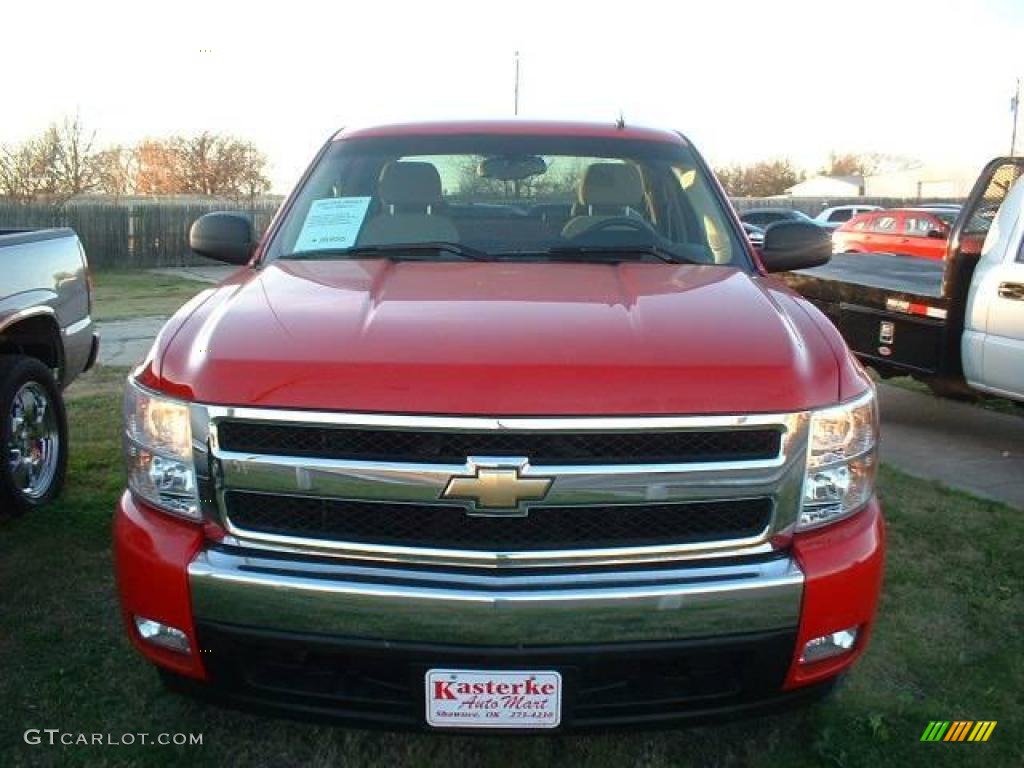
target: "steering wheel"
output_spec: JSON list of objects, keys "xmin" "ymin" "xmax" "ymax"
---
[{"xmin": 568, "ymin": 216, "xmax": 661, "ymax": 242}]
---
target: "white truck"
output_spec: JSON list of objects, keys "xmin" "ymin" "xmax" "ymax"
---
[
  {"xmin": 963, "ymin": 172, "xmax": 1024, "ymax": 400},
  {"xmin": 784, "ymin": 157, "xmax": 1024, "ymax": 403}
]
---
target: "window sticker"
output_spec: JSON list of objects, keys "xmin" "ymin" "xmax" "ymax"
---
[{"xmin": 292, "ymin": 196, "xmax": 371, "ymax": 253}]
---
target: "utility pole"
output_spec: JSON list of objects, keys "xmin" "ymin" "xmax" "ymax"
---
[
  {"xmin": 1012, "ymin": 78, "xmax": 1020, "ymax": 156},
  {"xmin": 514, "ymin": 51, "xmax": 520, "ymax": 116}
]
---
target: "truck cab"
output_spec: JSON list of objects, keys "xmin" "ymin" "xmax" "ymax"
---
[
  {"xmin": 963, "ymin": 172, "xmax": 1024, "ymax": 400},
  {"xmin": 114, "ymin": 121, "xmax": 884, "ymax": 730}
]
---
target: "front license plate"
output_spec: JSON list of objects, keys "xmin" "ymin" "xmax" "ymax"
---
[{"xmin": 425, "ymin": 669, "xmax": 562, "ymax": 729}]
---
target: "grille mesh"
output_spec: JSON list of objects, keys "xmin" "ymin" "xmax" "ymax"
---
[
  {"xmin": 216, "ymin": 422, "xmax": 781, "ymax": 465},
  {"xmin": 226, "ymin": 492, "xmax": 772, "ymax": 550}
]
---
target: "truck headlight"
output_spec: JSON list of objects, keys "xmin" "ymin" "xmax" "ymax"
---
[
  {"xmin": 799, "ymin": 388, "xmax": 878, "ymax": 530},
  {"xmin": 123, "ymin": 379, "xmax": 200, "ymax": 520}
]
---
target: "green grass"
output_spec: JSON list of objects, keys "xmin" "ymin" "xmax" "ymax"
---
[
  {"xmin": 92, "ymin": 270, "xmax": 207, "ymax": 321},
  {"xmin": 1, "ymin": 392, "xmax": 1021, "ymax": 767},
  {"xmin": 64, "ymin": 364, "xmax": 132, "ymax": 401}
]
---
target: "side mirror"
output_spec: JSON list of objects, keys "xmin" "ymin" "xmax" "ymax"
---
[
  {"xmin": 926, "ymin": 229, "xmax": 946, "ymax": 239},
  {"xmin": 189, "ymin": 212, "xmax": 255, "ymax": 265},
  {"xmin": 759, "ymin": 221, "xmax": 832, "ymax": 272}
]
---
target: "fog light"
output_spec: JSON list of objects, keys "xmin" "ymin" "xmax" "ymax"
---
[
  {"xmin": 799, "ymin": 627, "xmax": 858, "ymax": 664},
  {"xmin": 134, "ymin": 616, "xmax": 191, "ymax": 655}
]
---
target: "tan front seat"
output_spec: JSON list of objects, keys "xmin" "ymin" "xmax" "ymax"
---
[
  {"xmin": 561, "ymin": 163, "xmax": 646, "ymax": 239},
  {"xmin": 358, "ymin": 162, "xmax": 459, "ymax": 245}
]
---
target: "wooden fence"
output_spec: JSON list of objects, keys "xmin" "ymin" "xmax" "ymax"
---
[
  {"xmin": 0, "ymin": 199, "xmax": 282, "ymax": 269},
  {"xmin": 1, "ymin": 195, "xmax": 964, "ymax": 270}
]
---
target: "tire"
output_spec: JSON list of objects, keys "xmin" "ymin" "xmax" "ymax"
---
[
  {"xmin": 923, "ymin": 376, "xmax": 978, "ymax": 401},
  {"xmin": 0, "ymin": 354, "xmax": 68, "ymax": 516}
]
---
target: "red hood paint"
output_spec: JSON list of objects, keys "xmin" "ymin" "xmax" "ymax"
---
[
  {"xmin": 336, "ymin": 120, "xmax": 686, "ymax": 145},
  {"xmin": 146, "ymin": 260, "xmax": 858, "ymax": 415}
]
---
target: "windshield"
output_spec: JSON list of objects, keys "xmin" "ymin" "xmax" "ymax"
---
[{"xmin": 266, "ymin": 135, "xmax": 748, "ymax": 267}]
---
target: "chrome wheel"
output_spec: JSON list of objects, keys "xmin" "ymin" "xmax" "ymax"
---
[{"xmin": 7, "ymin": 381, "xmax": 60, "ymax": 499}]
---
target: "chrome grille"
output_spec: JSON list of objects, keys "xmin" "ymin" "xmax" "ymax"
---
[
  {"xmin": 225, "ymin": 492, "xmax": 773, "ymax": 551},
  {"xmin": 201, "ymin": 407, "xmax": 810, "ymax": 568},
  {"xmin": 216, "ymin": 421, "xmax": 782, "ymax": 465}
]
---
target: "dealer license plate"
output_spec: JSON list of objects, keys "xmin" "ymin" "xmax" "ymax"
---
[{"xmin": 425, "ymin": 669, "xmax": 562, "ymax": 729}]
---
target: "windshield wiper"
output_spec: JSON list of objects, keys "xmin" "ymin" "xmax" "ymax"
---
[
  {"xmin": 515, "ymin": 245, "xmax": 700, "ymax": 265},
  {"xmin": 281, "ymin": 242, "xmax": 493, "ymax": 261}
]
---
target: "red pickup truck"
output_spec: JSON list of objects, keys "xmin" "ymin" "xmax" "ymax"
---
[{"xmin": 114, "ymin": 121, "xmax": 885, "ymax": 730}]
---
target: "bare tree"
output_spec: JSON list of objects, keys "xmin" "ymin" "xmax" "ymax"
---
[
  {"xmin": 0, "ymin": 137, "xmax": 54, "ymax": 201},
  {"xmin": 129, "ymin": 133, "xmax": 271, "ymax": 198},
  {"xmin": 0, "ymin": 120, "xmax": 272, "ymax": 201},
  {"xmin": 821, "ymin": 152, "xmax": 880, "ymax": 177},
  {"xmin": 48, "ymin": 114, "xmax": 101, "ymax": 197},
  {"xmin": 0, "ymin": 115, "xmax": 102, "ymax": 202},
  {"xmin": 171, "ymin": 132, "xmax": 271, "ymax": 198},
  {"xmin": 93, "ymin": 145, "xmax": 138, "ymax": 197},
  {"xmin": 134, "ymin": 139, "xmax": 183, "ymax": 194},
  {"xmin": 716, "ymin": 159, "xmax": 802, "ymax": 197}
]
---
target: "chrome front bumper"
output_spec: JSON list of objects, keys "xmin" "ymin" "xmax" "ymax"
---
[{"xmin": 188, "ymin": 547, "xmax": 804, "ymax": 645}]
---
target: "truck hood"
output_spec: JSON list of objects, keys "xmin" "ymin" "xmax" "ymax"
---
[{"xmin": 150, "ymin": 260, "xmax": 843, "ymax": 415}]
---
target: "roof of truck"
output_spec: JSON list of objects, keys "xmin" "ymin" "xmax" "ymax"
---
[{"xmin": 334, "ymin": 120, "xmax": 688, "ymax": 145}]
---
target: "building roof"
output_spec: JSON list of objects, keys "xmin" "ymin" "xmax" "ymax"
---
[
  {"xmin": 335, "ymin": 120, "xmax": 687, "ymax": 145},
  {"xmin": 785, "ymin": 174, "xmax": 865, "ymax": 196}
]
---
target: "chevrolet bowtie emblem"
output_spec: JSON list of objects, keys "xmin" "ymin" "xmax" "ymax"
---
[{"xmin": 442, "ymin": 460, "xmax": 553, "ymax": 515}]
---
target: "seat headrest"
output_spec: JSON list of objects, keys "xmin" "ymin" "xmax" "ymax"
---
[
  {"xmin": 579, "ymin": 163, "xmax": 644, "ymax": 208},
  {"xmin": 377, "ymin": 162, "xmax": 444, "ymax": 207}
]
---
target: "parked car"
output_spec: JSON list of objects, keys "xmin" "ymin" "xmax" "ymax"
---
[
  {"xmin": 784, "ymin": 157, "xmax": 1024, "ymax": 401},
  {"xmin": 814, "ymin": 205, "xmax": 882, "ymax": 230},
  {"xmin": 831, "ymin": 207, "xmax": 958, "ymax": 260},
  {"xmin": 739, "ymin": 207, "xmax": 819, "ymax": 229},
  {"xmin": 742, "ymin": 221, "xmax": 765, "ymax": 247},
  {"xmin": 114, "ymin": 120, "xmax": 884, "ymax": 731},
  {"xmin": 0, "ymin": 228, "xmax": 97, "ymax": 514},
  {"xmin": 914, "ymin": 203, "xmax": 962, "ymax": 212}
]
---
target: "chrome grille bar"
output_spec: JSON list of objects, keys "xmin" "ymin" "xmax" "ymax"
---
[{"xmin": 198, "ymin": 406, "xmax": 810, "ymax": 569}]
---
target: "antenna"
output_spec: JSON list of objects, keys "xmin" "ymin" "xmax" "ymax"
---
[
  {"xmin": 1012, "ymin": 77, "xmax": 1021, "ymax": 156},
  {"xmin": 514, "ymin": 51, "xmax": 520, "ymax": 116},
  {"xmin": 616, "ymin": 111, "xmax": 626, "ymax": 130}
]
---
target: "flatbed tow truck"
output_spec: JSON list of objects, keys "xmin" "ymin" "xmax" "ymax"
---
[{"xmin": 782, "ymin": 157, "xmax": 1024, "ymax": 401}]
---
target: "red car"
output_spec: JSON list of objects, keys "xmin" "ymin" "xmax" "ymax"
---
[
  {"xmin": 114, "ymin": 120, "xmax": 884, "ymax": 730},
  {"xmin": 832, "ymin": 208, "xmax": 957, "ymax": 260}
]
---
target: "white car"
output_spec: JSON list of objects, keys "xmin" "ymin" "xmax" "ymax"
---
[{"xmin": 815, "ymin": 205, "xmax": 882, "ymax": 230}]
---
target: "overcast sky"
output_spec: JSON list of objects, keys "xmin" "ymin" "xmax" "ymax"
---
[{"xmin": 3, "ymin": 0, "xmax": 1022, "ymax": 192}]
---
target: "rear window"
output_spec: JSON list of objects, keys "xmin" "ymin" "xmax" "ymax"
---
[{"xmin": 266, "ymin": 134, "xmax": 748, "ymax": 268}]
